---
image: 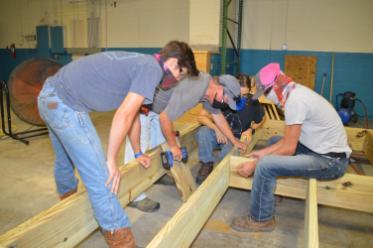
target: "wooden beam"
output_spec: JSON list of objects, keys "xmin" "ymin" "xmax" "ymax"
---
[
  {"xmin": 160, "ymin": 136, "xmax": 197, "ymax": 202},
  {"xmin": 0, "ymin": 128, "xmax": 199, "ymax": 248},
  {"xmin": 305, "ymin": 179, "xmax": 319, "ymax": 248},
  {"xmin": 147, "ymin": 155, "xmax": 230, "ymax": 248},
  {"xmin": 229, "ymin": 158, "xmax": 373, "ymax": 213},
  {"xmin": 363, "ymin": 132, "xmax": 373, "ymax": 164},
  {"xmin": 261, "ymin": 120, "xmax": 373, "ymax": 152}
]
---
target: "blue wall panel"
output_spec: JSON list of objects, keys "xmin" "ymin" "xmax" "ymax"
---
[
  {"xmin": 1, "ymin": 46, "xmax": 372, "ymax": 119},
  {"xmin": 0, "ymin": 49, "xmax": 38, "ymax": 82},
  {"xmin": 50, "ymin": 26, "xmax": 64, "ymax": 54},
  {"xmin": 36, "ymin": 25, "xmax": 50, "ymax": 57},
  {"xmin": 240, "ymin": 49, "xmax": 373, "ymax": 119}
]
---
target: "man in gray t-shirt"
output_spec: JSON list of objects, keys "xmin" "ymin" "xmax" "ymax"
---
[
  {"xmin": 125, "ymin": 72, "xmax": 247, "ymax": 212},
  {"xmin": 37, "ymin": 41, "xmax": 198, "ymax": 247},
  {"xmin": 232, "ymin": 63, "xmax": 351, "ymax": 233},
  {"xmin": 127, "ymin": 72, "xmax": 247, "ymax": 163}
]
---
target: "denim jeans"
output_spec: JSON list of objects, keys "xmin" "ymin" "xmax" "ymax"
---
[
  {"xmin": 195, "ymin": 126, "xmax": 233, "ymax": 163},
  {"xmin": 37, "ymin": 80, "xmax": 130, "ymax": 231},
  {"xmin": 124, "ymin": 111, "xmax": 165, "ymax": 201},
  {"xmin": 250, "ymin": 136, "xmax": 349, "ymax": 222}
]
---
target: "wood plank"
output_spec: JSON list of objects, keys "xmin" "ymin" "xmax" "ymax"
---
[
  {"xmin": 160, "ymin": 134, "xmax": 197, "ymax": 202},
  {"xmin": 305, "ymin": 179, "xmax": 319, "ymax": 248},
  {"xmin": 147, "ymin": 155, "xmax": 230, "ymax": 248},
  {"xmin": 229, "ymin": 163, "xmax": 373, "ymax": 213},
  {"xmin": 259, "ymin": 96, "xmax": 281, "ymax": 121},
  {"xmin": 363, "ymin": 132, "xmax": 373, "ymax": 164},
  {"xmin": 193, "ymin": 51, "xmax": 211, "ymax": 73},
  {"xmin": 261, "ymin": 120, "xmax": 373, "ymax": 152},
  {"xmin": 0, "ymin": 127, "xmax": 199, "ymax": 248}
]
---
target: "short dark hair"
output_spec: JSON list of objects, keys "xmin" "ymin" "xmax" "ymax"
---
[
  {"xmin": 160, "ymin": 40, "xmax": 199, "ymax": 76},
  {"xmin": 236, "ymin": 74, "xmax": 252, "ymax": 91}
]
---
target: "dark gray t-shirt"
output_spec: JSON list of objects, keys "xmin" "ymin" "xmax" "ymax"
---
[
  {"xmin": 152, "ymin": 72, "xmax": 219, "ymax": 120},
  {"xmin": 48, "ymin": 51, "xmax": 163, "ymax": 112}
]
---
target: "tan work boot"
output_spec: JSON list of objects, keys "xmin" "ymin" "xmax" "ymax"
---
[
  {"xmin": 231, "ymin": 215, "xmax": 275, "ymax": 232},
  {"xmin": 59, "ymin": 189, "xmax": 77, "ymax": 200},
  {"xmin": 128, "ymin": 197, "xmax": 160, "ymax": 212},
  {"xmin": 103, "ymin": 227, "xmax": 136, "ymax": 248},
  {"xmin": 195, "ymin": 161, "xmax": 213, "ymax": 184}
]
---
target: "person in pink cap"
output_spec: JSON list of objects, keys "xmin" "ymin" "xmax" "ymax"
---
[{"xmin": 231, "ymin": 62, "xmax": 351, "ymax": 232}]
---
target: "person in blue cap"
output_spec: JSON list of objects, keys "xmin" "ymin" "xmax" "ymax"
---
[{"xmin": 195, "ymin": 74, "xmax": 265, "ymax": 184}]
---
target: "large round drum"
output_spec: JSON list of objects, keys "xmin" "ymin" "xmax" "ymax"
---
[{"xmin": 8, "ymin": 58, "xmax": 61, "ymax": 126}]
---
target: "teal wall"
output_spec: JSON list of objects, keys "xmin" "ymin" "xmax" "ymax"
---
[
  {"xmin": 1, "ymin": 47, "xmax": 372, "ymax": 119},
  {"xmin": 0, "ymin": 48, "xmax": 71, "ymax": 82},
  {"xmin": 239, "ymin": 49, "xmax": 373, "ymax": 119}
]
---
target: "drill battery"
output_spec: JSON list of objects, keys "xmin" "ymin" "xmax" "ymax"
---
[{"xmin": 161, "ymin": 147, "xmax": 188, "ymax": 170}]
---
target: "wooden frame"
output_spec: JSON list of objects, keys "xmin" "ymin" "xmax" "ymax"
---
[
  {"xmin": 146, "ymin": 119, "xmax": 373, "ymax": 248},
  {"xmin": 0, "ymin": 123, "xmax": 200, "ymax": 248},
  {"xmin": 1, "ymin": 119, "xmax": 372, "ymax": 248}
]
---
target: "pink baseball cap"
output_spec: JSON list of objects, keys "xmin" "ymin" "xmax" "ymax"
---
[{"xmin": 253, "ymin": 63, "xmax": 281, "ymax": 99}]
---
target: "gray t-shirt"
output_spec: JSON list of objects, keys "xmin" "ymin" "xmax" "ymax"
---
[
  {"xmin": 285, "ymin": 84, "xmax": 352, "ymax": 157},
  {"xmin": 152, "ymin": 72, "xmax": 219, "ymax": 120},
  {"xmin": 48, "ymin": 51, "xmax": 163, "ymax": 112}
]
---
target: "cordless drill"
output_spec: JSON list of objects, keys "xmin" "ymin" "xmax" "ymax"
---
[
  {"xmin": 161, "ymin": 131, "xmax": 188, "ymax": 169},
  {"xmin": 161, "ymin": 147, "xmax": 188, "ymax": 169}
]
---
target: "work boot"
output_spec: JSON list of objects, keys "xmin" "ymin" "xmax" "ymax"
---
[
  {"xmin": 155, "ymin": 174, "xmax": 175, "ymax": 185},
  {"xmin": 231, "ymin": 215, "xmax": 276, "ymax": 232},
  {"xmin": 195, "ymin": 161, "xmax": 214, "ymax": 184},
  {"xmin": 59, "ymin": 189, "xmax": 77, "ymax": 200},
  {"xmin": 103, "ymin": 227, "xmax": 136, "ymax": 248},
  {"xmin": 128, "ymin": 197, "xmax": 160, "ymax": 212}
]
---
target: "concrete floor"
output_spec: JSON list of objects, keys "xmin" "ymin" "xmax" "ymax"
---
[{"xmin": 1, "ymin": 111, "xmax": 373, "ymax": 248}]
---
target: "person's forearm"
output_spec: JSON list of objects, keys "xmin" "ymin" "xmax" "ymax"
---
[
  {"xmin": 107, "ymin": 110, "xmax": 137, "ymax": 164},
  {"xmin": 107, "ymin": 93, "xmax": 144, "ymax": 164},
  {"xmin": 198, "ymin": 115, "xmax": 219, "ymax": 131},
  {"xmin": 212, "ymin": 113, "xmax": 237, "ymax": 144},
  {"xmin": 159, "ymin": 112, "xmax": 178, "ymax": 148},
  {"xmin": 258, "ymin": 138, "xmax": 294, "ymax": 156},
  {"xmin": 128, "ymin": 114, "xmax": 141, "ymax": 154},
  {"xmin": 258, "ymin": 138, "xmax": 284, "ymax": 155}
]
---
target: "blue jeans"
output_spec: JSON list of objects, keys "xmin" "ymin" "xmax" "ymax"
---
[
  {"xmin": 37, "ymin": 80, "xmax": 130, "ymax": 231},
  {"xmin": 195, "ymin": 126, "xmax": 233, "ymax": 164},
  {"xmin": 124, "ymin": 111, "xmax": 165, "ymax": 163},
  {"xmin": 250, "ymin": 136, "xmax": 349, "ymax": 222},
  {"xmin": 124, "ymin": 111, "xmax": 165, "ymax": 201}
]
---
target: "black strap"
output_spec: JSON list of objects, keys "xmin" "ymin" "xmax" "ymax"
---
[{"xmin": 323, "ymin": 152, "xmax": 346, "ymax": 159}]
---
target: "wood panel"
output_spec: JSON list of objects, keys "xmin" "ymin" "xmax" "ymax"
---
[
  {"xmin": 285, "ymin": 55, "xmax": 317, "ymax": 89},
  {"xmin": 193, "ymin": 50, "xmax": 211, "ymax": 73}
]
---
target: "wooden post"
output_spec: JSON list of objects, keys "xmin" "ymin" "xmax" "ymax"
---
[
  {"xmin": 305, "ymin": 179, "xmax": 319, "ymax": 248},
  {"xmin": 160, "ymin": 134, "xmax": 197, "ymax": 202},
  {"xmin": 363, "ymin": 132, "xmax": 373, "ymax": 164}
]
